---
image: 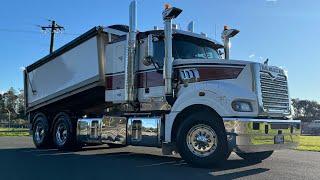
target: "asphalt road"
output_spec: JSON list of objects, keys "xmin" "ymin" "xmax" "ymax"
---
[{"xmin": 0, "ymin": 137, "xmax": 319, "ymax": 180}]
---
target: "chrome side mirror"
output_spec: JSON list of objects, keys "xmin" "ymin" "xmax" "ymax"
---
[
  {"xmin": 143, "ymin": 56, "xmax": 152, "ymax": 66},
  {"xmin": 143, "ymin": 34, "xmax": 154, "ymax": 66}
]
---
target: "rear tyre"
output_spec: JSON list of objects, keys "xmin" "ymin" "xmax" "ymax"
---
[
  {"xmin": 176, "ymin": 111, "xmax": 230, "ymax": 168},
  {"xmin": 236, "ymin": 151, "xmax": 274, "ymax": 161},
  {"xmin": 53, "ymin": 113, "xmax": 82, "ymax": 151},
  {"xmin": 32, "ymin": 114, "xmax": 53, "ymax": 148}
]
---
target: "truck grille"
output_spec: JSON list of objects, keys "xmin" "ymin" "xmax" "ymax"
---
[{"xmin": 260, "ymin": 71, "xmax": 290, "ymax": 112}]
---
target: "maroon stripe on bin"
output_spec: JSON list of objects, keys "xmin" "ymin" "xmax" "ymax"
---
[{"xmin": 105, "ymin": 74, "xmax": 125, "ymax": 90}]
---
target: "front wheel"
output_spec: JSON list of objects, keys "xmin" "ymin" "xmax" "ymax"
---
[
  {"xmin": 176, "ymin": 111, "xmax": 230, "ymax": 167},
  {"xmin": 236, "ymin": 151, "xmax": 274, "ymax": 161}
]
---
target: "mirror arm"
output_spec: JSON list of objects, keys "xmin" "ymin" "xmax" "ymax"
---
[
  {"xmin": 146, "ymin": 56, "xmax": 162, "ymax": 73},
  {"xmin": 150, "ymin": 57, "xmax": 160, "ymax": 69}
]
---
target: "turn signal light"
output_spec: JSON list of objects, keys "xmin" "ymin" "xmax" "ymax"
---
[{"xmin": 199, "ymin": 92, "xmax": 205, "ymax": 96}]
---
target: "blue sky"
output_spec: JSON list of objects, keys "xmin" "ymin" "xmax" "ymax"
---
[{"xmin": 0, "ymin": 0, "xmax": 319, "ymax": 101}]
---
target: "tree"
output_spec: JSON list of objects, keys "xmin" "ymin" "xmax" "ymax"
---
[
  {"xmin": 0, "ymin": 93, "xmax": 7, "ymax": 121},
  {"xmin": 0, "ymin": 88, "xmax": 26, "ymax": 121},
  {"xmin": 0, "ymin": 93, "xmax": 4, "ymax": 114},
  {"xmin": 292, "ymin": 98, "xmax": 320, "ymax": 122},
  {"xmin": 2, "ymin": 87, "xmax": 18, "ymax": 114},
  {"xmin": 16, "ymin": 89, "xmax": 25, "ymax": 114}
]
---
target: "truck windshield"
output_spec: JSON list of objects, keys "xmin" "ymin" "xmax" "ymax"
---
[{"xmin": 153, "ymin": 35, "xmax": 220, "ymax": 67}]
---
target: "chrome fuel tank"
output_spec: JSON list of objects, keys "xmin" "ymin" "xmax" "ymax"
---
[
  {"xmin": 77, "ymin": 116, "xmax": 127, "ymax": 145},
  {"xmin": 77, "ymin": 116, "xmax": 162, "ymax": 147}
]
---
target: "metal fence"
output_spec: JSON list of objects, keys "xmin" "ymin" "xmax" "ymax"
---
[{"xmin": 301, "ymin": 122, "xmax": 320, "ymax": 135}]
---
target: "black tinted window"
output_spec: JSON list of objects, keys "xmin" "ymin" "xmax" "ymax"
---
[
  {"xmin": 152, "ymin": 35, "xmax": 220, "ymax": 67},
  {"xmin": 153, "ymin": 40, "xmax": 165, "ymax": 67}
]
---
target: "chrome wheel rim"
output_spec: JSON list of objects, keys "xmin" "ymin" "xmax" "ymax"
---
[
  {"xmin": 186, "ymin": 124, "xmax": 218, "ymax": 157},
  {"xmin": 35, "ymin": 122, "xmax": 45, "ymax": 143},
  {"xmin": 55, "ymin": 123, "xmax": 68, "ymax": 145}
]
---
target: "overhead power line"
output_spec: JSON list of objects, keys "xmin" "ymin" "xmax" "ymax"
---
[
  {"xmin": 0, "ymin": 28, "xmax": 81, "ymax": 36},
  {"xmin": 0, "ymin": 28, "xmax": 40, "ymax": 34}
]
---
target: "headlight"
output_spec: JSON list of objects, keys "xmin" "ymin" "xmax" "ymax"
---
[{"xmin": 232, "ymin": 101, "xmax": 253, "ymax": 112}]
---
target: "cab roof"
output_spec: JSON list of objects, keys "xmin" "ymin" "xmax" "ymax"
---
[{"xmin": 137, "ymin": 29, "xmax": 223, "ymax": 48}]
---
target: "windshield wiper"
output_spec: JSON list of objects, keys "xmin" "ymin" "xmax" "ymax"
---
[{"xmin": 194, "ymin": 55, "xmax": 206, "ymax": 59}]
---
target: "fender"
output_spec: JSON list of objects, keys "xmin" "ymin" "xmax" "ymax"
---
[
  {"xmin": 165, "ymin": 81, "xmax": 258, "ymax": 142},
  {"xmin": 172, "ymin": 86, "xmax": 229, "ymax": 115}
]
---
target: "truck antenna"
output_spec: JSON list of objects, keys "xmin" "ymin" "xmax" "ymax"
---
[{"xmin": 215, "ymin": 24, "xmax": 217, "ymax": 39}]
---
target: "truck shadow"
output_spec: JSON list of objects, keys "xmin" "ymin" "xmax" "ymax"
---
[{"xmin": 0, "ymin": 146, "xmax": 269, "ymax": 180}]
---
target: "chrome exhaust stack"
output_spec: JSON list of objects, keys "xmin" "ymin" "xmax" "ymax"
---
[
  {"xmin": 162, "ymin": 5, "xmax": 182, "ymax": 100},
  {"xmin": 187, "ymin": 21, "xmax": 195, "ymax": 33},
  {"xmin": 125, "ymin": 0, "xmax": 137, "ymax": 102},
  {"xmin": 221, "ymin": 26, "xmax": 239, "ymax": 60}
]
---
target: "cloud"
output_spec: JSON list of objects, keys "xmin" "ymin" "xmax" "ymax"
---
[
  {"xmin": 266, "ymin": 0, "xmax": 278, "ymax": 4},
  {"xmin": 249, "ymin": 54, "xmax": 255, "ymax": 58}
]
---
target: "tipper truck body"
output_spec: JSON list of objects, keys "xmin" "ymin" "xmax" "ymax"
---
[{"xmin": 24, "ymin": 2, "xmax": 300, "ymax": 167}]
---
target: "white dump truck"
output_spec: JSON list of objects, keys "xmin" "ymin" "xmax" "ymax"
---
[{"xmin": 24, "ymin": 2, "xmax": 300, "ymax": 167}]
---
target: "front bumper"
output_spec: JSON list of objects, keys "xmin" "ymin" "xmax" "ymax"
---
[{"xmin": 223, "ymin": 118, "xmax": 301, "ymax": 153}]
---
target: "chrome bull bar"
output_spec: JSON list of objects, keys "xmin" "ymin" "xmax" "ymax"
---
[{"xmin": 223, "ymin": 118, "xmax": 301, "ymax": 153}]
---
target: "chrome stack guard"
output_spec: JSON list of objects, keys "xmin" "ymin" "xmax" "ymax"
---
[{"xmin": 223, "ymin": 118, "xmax": 301, "ymax": 153}]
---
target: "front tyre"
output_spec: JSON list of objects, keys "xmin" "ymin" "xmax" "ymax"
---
[
  {"xmin": 236, "ymin": 151, "xmax": 274, "ymax": 161},
  {"xmin": 176, "ymin": 112, "xmax": 230, "ymax": 167}
]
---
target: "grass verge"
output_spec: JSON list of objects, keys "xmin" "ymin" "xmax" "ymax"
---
[
  {"xmin": 0, "ymin": 128, "xmax": 30, "ymax": 137},
  {"xmin": 296, "ymin": 136, "xmax": 320, "ymax": 152},
  {"xmin": 0, "ymin": 132, "xmax": 30, "ymax": 136}
]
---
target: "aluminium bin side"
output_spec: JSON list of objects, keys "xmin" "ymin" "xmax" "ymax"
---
[{"xmin": 24, "ymin": 27, "xmax": 108, "ymax": 113}]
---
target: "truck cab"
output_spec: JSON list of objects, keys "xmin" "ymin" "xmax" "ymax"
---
[{"xmin": 83, "ymin": 23, "xmax": 300, "ymax": 166}]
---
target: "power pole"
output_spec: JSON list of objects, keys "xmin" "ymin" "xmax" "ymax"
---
[{"xmin": 41, "ymin": 20, "xmax": 64, "ymax": 53}]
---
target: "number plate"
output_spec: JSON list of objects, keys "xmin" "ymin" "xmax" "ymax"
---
[{"xmin": 274, "ymin": 135, "xmax": 284, "ymax": 144}]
